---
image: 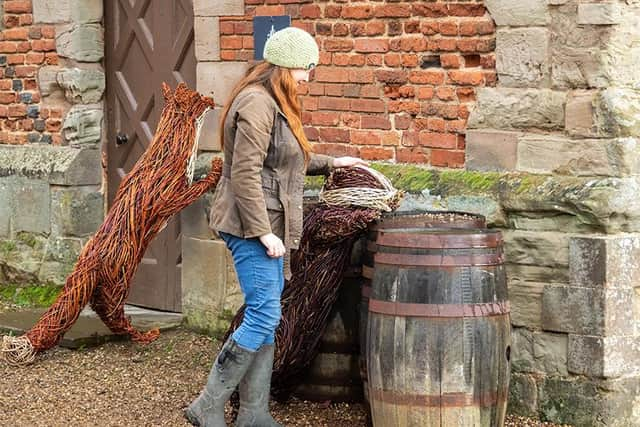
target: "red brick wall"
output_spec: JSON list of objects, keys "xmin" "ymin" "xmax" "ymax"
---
[
  {"xmin": 0, "ymin": 0, "xmax": 62, "ymax": 145},
  {"xmin": 221, "ymin": 0, "xmax": 496, "ymax": 167}
]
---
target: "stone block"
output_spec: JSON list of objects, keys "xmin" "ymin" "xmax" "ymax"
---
[
  {"xmin": 484, "ymin": 0, "xmax": 550, "ymax": 26},
  {"xmin": 542, "ymin": 285, "xmax": 635, "ymax": 336},
  {"xmin": 467, "ymin": 88, "xmax": 566, "ymax": 131},
  {"xmin": 62, "ymin": 105, "xmax": 103, "ymax": 146},
  {"xmin": 506, "ymin": 264, "xmax": 569, "ymax": 285},
  {"xmin": 503, "ymin": 230, "xmax": 569, "ymax": 268},
  {"xmin": 594, "ymin": 89, "xmax": 640, "ymax": 137},
  {"xmin": 50, "ymin": 186, "xmax": 103, "ymax": 237},
  {"xmin": 605, "ymin": 13, "xmax": 640, "ymax": 88},
  {"xmin": 496, "ymin": 28, "xmax": 549, "ymax": 87},
  {"xmin": 56, "ymin": 24, "xmax": 104, "ymax": 62},
  {"xmin": 180, "ymin": 198, "xmax": 214, "ymax": 240},
  {"xmin": 565, "ymin": 90, "xmax": 596, "ymax": 137},
  {"xmin": 516, "ymin": 135, "xmax": 640, "ymax": 177},
  {"xmin": 39, "ymin": 236, "xmax": 83, "ymax": 284},
  {"xmin": 570, "ymin": 235, "xmax": 640, "ymax": 289},
  {"xmin": 56, "ymin": 68, "xmax": 105, "ymax": 103},
  {"xmin": 577, "ymin": 3, "xmax": 623, "ymax": 25},
  {"xmin": 195, "ymin": 17, "xmax": 220, "ymax": 61},
  {"xmin": 33, "ymin": 0, "xmax": 71, "ymax": 23},
  {"xmin": 49, "ymin": 148, "xmax": 102, "ymax": 185},
  {"xmin": 70, "ymin": 0, "xmax": 103, "ymax": 23},
  {"xmin": 550, "ymin": 5, "xmax": 610, "ymax": 89},
  {"xmin": 444, "ymin": 195, "xmax": 506, "ymax": 227},
  {"xmin": 508, "ymin": 279, "xmax": 544, "ymax": 328},
  {"xmin": 465, "ymin": 129, "xmax": 519, "ymax": 172},
  {"xmin": 0, "ymin": 233, "xmax": 48, "ymax": 284},
  {"xmin": 508, "ymin": 213, "xmax": 596, "ymax": 234},
  {"xmin": 197, "ymin": 62, "xmax": 248, "ymax": 106},
  {"xmin": 508, "ymin": 373, "xmax": 538, "ymax": 418},
  {"xmin": 512, "ymin": 328, "xmax": 568, "ymax": 376},
  {"xmin": 568, "ymin": 335, "xmax": 640, "ymax": 378},
  {"xmin": 181, "ymin": 237, "xmax": 241, "ymax": 335},
  {"xmin": 38, "ymin": 66, "xmax": 64, "ymax": 99},
  {"xmin": 9, "ymin": 177, "xmax": 51, "ymax": 235},
  {"xmin": 196, "ymin": 108, "xmax": 222, "ymax": 152},
  {"xmin": 194, "ymin": 0, "xmax": 245, "ymax": 16}
]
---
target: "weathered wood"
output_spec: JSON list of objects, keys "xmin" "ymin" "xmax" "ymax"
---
[
  {"xmin": 367, "ymin": 228, "xmax": 510, "ymax": 427},
  {"xmin": 359, "ymin": 212, "xmax": 487, "ymax": 410}
]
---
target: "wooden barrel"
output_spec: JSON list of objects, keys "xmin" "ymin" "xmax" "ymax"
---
[
  {"xmin": 293, "ymin": 272, "xmax": 363, "ymax": 403},
  {"xmin": 367, "ymin": 228, "xmax": 511, "ymax": 426},
  {"xmin": 359, "ymin": 211, "xmax": 486, "ymax": 409}
]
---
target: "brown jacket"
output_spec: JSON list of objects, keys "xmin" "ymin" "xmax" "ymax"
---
[{"xmin": 209, "ymin": 86, "xmax": 333, "ymax": 276}]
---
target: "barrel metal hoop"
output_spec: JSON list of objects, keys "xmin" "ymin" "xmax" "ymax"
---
[
  {"xmin": 368, "ymin": 299, "xmax": 510, "ymax": 317},
  {"xmin": 361, "ymin": 284, "xmax": 372, "ymax": 298},
  {"xmin": 374, "ymin": 252, "xmax": 504, "ymax": 267},
  {"xmin": 369, "ymin": 388, "xmax": 507, "ymax": 407},
  {"xmin": 362, "ymin": 265, "xmax": 375, "ymax": 279},
  {"xmin": 376, "ymin": 231, "xmax": 503, "ymax": 249}
]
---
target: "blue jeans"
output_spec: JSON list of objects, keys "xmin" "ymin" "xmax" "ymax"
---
[{"xmin": 219, "ymin": 232, "xmax": 284, "ymax": 351}]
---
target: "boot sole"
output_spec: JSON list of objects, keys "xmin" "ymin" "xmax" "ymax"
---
[{"xmin": 183, "ymin": 407, "xmax": 201, "ymax": 427}]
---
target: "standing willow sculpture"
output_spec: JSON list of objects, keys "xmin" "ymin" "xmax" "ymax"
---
[
  {"xmin": 224, "ymin": 165, "xmax": 402, "ymax": 401},
  {"xmin": 1, "ymin": 83, "xmax": 222, "ymax": 366}
]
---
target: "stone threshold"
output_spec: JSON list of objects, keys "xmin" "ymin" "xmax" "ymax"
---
[{"xmin": 0, "ymin": 305, "xmax": 183, "ymax": 349}]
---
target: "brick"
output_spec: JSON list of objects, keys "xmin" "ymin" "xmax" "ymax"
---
[
  {"xmin": 8, "ymin": 103, "xmax": 26, "ymax": 117},
  {"xmin": 301, "ymin": 96, "xmax": 318, "ymax": 111},
  {"xmin": 341, "ymin": 113, "xmax": 360, "ymax": 128},
  {"xmin": 420, "ymin": 21, "xmax": 439, "ymax": 36},
  {"xmin": 0, "ymin": 80, "xmax": 11, "ymax": 90},
  {"xmin": 41, "ymin": 26, "xmax": 55, "ymax": 38},
  {"xmin": 2, "ymin": 27, "xmax": 29, "ymax": 40},
  {"xmin": 361, "ymin": 85, "xmax": 380, "ymax": 98},
  {"xmin": 315, "ymin": 67, "xmax": 349, "ymax": 83},
  {"xmin": 436, "ymin": 87, "xmax": 456, "ymax": 101},
  {"xmin": 446, "ymin": 119, "xmax": 466, "ymax": 133},
  {"xmin": 7, "ymin": 54, "xmax": 24, "ymax": 65},
  {"xmin": 324, "ymin": 38, "xmax": 353, "ymax": 52},
  {"xmin": 366, "ymin": 54, "xmax": 383, "ymax": 66},
  {"xmin": 428, "ymin": 117, "xmax": 446, "ymax": 132},
  {"xmin": 397, "ymin": 147, "xmax": 428, "ymax": 163},
  {"xmin": 311, "ymin": 111, "xmax": 340, "ymax": 127},
  {"xmin": 412, "ymin": 4, "xmax": 448, "ymax": 18},
  {"xmin": 408, "ymin": 70, "xmax": 445, "ymax": 85},
  {"xmin": 405, "ymin": 21, "xmax": 420, "ymax": 34},
  {"xmin": 384, "ymin": 54, "xmax": 401, "ymax": 67},
  {"xmin": 439, "ymin": 21, "xmax": 458, "ymax": 36},
  {"xmin": 319, "ymin": 51, "xmax": 332, "ymax": 65},
  {"xmin": 388, "ymin": 20, "xmax": 402, "ymax": 37},
  {"xmin": 18, "ymin": 14, "xmax": 33, "ymax": 26},
  {"xmin": 360, "ymin": 146, "xmax": 394, "ymax": 160},
  {"xmin": 318, "ymin": 96, "xmax": 350, "ymax": 111},
  {"xmin": 388, "ymin": 101, "xmax": 420, "ymax": 115},
  {"xmin": 314, "ymin": 142, "xmax": 360, "ymax": 157},
  {"xmin": 351, "ymin": 130, "xmax": 381, "ymax": 145},
  {"xmin": 417, "ymin": 87, "xmax": 435, "ymax": 100},
  {"xmin": 316, "ymin": 22, "xmax": 332, "ymax": 36},
  {"xmin": 255, "ymin": 5, "xmax": 285, "ymax": 16},
  {"xmin": 16, "ymin": 41, "xmax": 31, "ymax": 53},
  {"xmin": 220, "ymin": 36, "xmax": 242, "ymax": 50},
  {"xmin": 447, "ymin": 4, "xmax": 487, "ymax": 17},
  {"xmin": 399, "ymin": 37, "xmax": 428, "ymax": 52},
  {"xmin": 351, "ymin": 99, "xmax": 386, "ymax": 113},
  {"xmin": 366, "ymin": 21, "xmax": 385, "ymax": 36},
  {"xmin": 354, "ymin": 39, "xmax": 389, "ymax": 53},
  {"xmin": 0, "ymin": 42, "xmax": 18, "ymax": 53},
  {"xmin": 401, "ymin": 54, "xmax": 419, "ymax": 68},
  {"xmin": 342, "ymin": 4, "xmax": 374, "ymax": 19},
  {"xmin": 375, "ymin": 69, "xmax": 407, "ymax": 84},
  {"xmin": 0, "ymin": 92, "xmax": 16, "ymax": 104},
  {"xmin": 4, "ymin": 1, "xmax": 32, "ymax": 14},
  {"xmin": 401, "ymin": 131, "xmax": 418, "ymax": 145},
  {"xmin": 14, "ymin": 65, "xmax": 37, "ymax": 77},
  {"xmin": 319, "ymin": 127, "xmax": 350, "ymax": 143},
  {"xmin": 348, "ymin": 54, "xmax": 365, "ymax": 67},
  {"xmin": 319, "ymin": 84, "xmax": 339, "ymax": 97},
  {"xmin": 324, "ymin": 5, "xmax": 342, "ymax": 19},
  {"xmin": 31, "ymin": 39, "xmax": 55, "ymax": 51},
  {"xmin": 361, "ymin": 115, "xmax": 392, "ymax": 130},
  {"xmin": 333, "ymin": 23, "xmax": 349, "ymax": 37},
  {"xmin": 433, "ymin": 38, "xmax": 458, "ymax": 52},
  {"xmin": 431, "ymin": 149, "xmax": 465, "ymax": 167},
  {"xmin": 439, "ymin": 53, "xmax": 461, "ymax": 69},
  {"xmin": 375, "ymin": 4, "xmax": 411, "ymax": 18},
  {"xmin": 448, "ymin": 70, "xmax": 485, "ymax": 86},
  {"xmin": 419, "ymin": 132, "xmax": 457, "ymax": 149},
  {"xmin": 300, "ymin": 4, "xmax": 321, "ymax": 19},
  {"xmin": 348, "ymin": 69, "xmax": 373, "ymax": 83},
  {"xmin": 4, "ymin": 15, "xmax": 19, "ymax": 28}
]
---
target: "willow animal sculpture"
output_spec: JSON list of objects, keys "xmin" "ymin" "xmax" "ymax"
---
[
  {"xmin": 224, "ymin": 165, "xmax": 402, "ymax": 401},
  {"xmin": 1, "ymin": 83, "xmax": 223, "ymax": 366}
]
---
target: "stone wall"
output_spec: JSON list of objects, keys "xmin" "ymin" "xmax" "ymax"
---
[{"xmin": 0, "ymin": 0, "xmax": 104, "ymax": 285}]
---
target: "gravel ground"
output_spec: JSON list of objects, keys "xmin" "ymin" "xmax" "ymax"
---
[{"xmin": 0, "ymin": 308, "xmax": 571, "ymax": 426}]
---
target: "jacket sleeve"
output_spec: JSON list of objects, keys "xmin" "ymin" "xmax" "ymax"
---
[
  {"xmin": 229, "ymin": 92, "xmax": 275, "ymax": 238},
  {"xmin": 306, "ymin": 152, "xmax": 335, "ymax": 176}
]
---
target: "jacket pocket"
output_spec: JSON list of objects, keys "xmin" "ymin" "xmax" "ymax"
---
[{"xmin": 264, "ymin": 190, "xmax": 285, "ymax": 240}]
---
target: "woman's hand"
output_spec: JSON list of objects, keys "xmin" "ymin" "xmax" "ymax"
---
[
  {"xmin": 333, "ymin": 156, "xmax": 369, "ymax": 168},
  {"xmin": 260, "ymin": 233, "xmax": 286, "ymax": 258}
]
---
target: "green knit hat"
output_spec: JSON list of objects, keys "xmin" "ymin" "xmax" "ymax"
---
[{"xmin": 263, "ymin": 27, "xmax": 319, "ymax": 70}]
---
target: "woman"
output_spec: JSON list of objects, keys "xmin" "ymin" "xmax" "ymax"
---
[{"xmin": 185, "ymin": 27, "xmax": 366, "ymax": 427}]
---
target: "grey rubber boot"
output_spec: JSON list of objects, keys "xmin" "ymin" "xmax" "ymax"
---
[
  {"xmin": 235, "ymin": 344, "xmax": 282, "ymax": 427},
  {"xmin": 185, "ymin": 337, "xmax": 256, "ymax": 427}
]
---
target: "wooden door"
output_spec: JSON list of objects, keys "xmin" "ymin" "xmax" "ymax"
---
[{"xmin": 104, "ymin": 0, "xmax": 197, "ymax": 312}]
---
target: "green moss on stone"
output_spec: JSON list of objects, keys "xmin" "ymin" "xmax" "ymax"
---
[
  {"xmin": 370, "ymin": 163, "xmax": 436, "ymax": 193},
  {"xmin": 0, "ymin": 284, "xmax": 62, "ymax": 307},
  {"xmin": 16, "ymin": 232, "xmax": 39, "ymax": 249},
  {"xmin": 438, "ymin": 170, "xmax": 501, "ymax": 194},
  {"xmin": 0, "ymin": 240, "xmax": 16, "ymax": 254},
  {"xmin": 304, "ymin": 175, "xmax": 326, "ymax": 190}
]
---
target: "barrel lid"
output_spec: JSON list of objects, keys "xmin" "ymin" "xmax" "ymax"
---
[
  {"xmin": 376, "ymin": 227, "xmax": 502, "ymax": 249},
  {"xmin": 372, "ymin": 210, "xmax": 486, "ymax": 230}
]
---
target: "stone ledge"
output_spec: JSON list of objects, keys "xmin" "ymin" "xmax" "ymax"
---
[{"xmin": 0, "ymin": 145, "xmax": 101, "ymax": 185}]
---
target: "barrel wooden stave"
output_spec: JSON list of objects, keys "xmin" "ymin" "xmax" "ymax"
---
[{"xmin": 367, "ymin": 229, "xmax": 510, "ymax": 427}]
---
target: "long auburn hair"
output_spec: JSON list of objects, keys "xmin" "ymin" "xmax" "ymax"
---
[{"xmin": 219, "ymin": 61, "xmax": 312, "ymax": 163}]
